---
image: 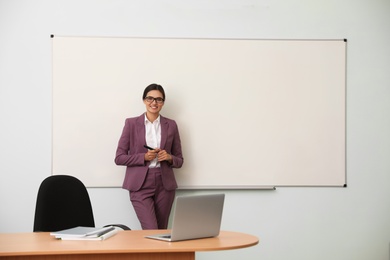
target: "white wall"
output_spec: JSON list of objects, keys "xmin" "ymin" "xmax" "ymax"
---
[{"xmin": 0, "ymin": 0, "xmax": 389, "ymax": 260}]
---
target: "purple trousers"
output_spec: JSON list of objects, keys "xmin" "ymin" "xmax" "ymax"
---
[{"xmin": 129, "ymin": 168, "xmax": 175, "ymax": 229}]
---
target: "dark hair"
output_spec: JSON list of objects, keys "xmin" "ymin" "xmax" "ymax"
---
[{"xmin": 142, "ymin": 83, "xmax": 166, "ymax": 101}]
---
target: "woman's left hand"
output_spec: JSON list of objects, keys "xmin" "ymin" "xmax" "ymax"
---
[{"xmin": 157, "ymin": 150, "xmax": 173, "ymax": 164}]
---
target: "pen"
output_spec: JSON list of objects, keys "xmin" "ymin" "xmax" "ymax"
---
[
  {"xmin": 99, "ymin": 229, "xmax": 118, "ymax": 240},
  {"xmin": 144, "ymin": 145, "xmax": 154, "ymax": 150},
  {"xmin": 95, "ymin": 226, "xmax": 115, "ymax": 237},
  {"xmin": 86, "ymin": 226, "xmax": 115, "ymax": 237}
]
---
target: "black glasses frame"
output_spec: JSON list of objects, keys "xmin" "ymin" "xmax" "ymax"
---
[{"xmin": 144, "ymin": 96, "xmax": 165, "ymax": 104}]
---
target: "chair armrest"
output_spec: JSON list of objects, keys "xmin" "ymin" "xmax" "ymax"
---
[{"xmin": 104, "ymin": 224, "xmax": 131, "ymax": 230}]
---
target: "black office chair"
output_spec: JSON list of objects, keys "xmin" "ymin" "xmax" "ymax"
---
[{"xmin": 33, "ymin": 175, "xmax": 130, "ymax": 232}]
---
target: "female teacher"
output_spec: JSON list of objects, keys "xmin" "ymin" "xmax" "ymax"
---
[{"xmin": 115, "ymin": 83, "xmax": 184, "ymax": 229}]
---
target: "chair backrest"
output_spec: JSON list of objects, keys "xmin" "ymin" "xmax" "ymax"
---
[{"xmin": 33, "ymin": 175, "xmax": 95, "ymax": 232}]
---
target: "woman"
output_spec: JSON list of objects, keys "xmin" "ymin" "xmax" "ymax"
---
[{"xmin": 115, "ymin": 83, "xmax": 184, "ymax": 229}]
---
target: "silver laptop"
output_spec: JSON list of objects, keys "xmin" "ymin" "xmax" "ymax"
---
[{"xmin": 145, "ymin": 193, "xmax": 225, "ymax": 242}]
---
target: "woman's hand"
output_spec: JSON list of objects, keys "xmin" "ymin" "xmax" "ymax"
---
[
  {"xmin": 144, "ymin": 148, "xmax": 160, "ymax": 161},
  {"xmin": 157, "ymin": 149, "xmax": 173, "ymax": 164}
]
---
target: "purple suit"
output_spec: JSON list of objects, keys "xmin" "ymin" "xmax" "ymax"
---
[
  {"xmin": 115, "ymin": 114, "xmax": 184, "ymax": 191},
  {"xmin": 114, "ymin": 113, "xmax": 183, "ymax": 229}
]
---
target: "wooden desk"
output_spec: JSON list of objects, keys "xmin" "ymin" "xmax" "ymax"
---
[{"xmin": 0, "ymin": 230, "xmax": 259, "ymax": 260}]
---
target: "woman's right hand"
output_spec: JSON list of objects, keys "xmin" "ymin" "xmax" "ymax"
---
[{"xmin": 144, "ymin": 148, "xmax": 161, "ymax": 161}]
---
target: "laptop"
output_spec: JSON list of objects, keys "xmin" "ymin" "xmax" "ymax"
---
[{"xmin": 145, "ymin": 193, "xmax": 225, "ymax": 242}]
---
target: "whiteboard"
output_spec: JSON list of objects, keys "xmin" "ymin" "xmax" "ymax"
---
[{"xmin": 52, "ymin": 36, "xmax": 346, "ymax": 188}]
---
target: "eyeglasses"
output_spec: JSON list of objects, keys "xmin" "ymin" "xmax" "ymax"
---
[{"xmin": 144, "ymin": 96, "xmax": 165, "ymax": 104}]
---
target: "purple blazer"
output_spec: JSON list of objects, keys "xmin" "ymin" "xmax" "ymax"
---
[{"xmin": 115, "ymin": 114, "xmax": 183, "ymax": 191}]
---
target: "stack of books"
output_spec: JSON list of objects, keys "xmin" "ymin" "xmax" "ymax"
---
[{"xmin": 50, "ymin": 226, "xmax": 118, "ymax": 240}]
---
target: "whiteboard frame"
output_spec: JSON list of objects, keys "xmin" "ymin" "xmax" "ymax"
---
[{"xmin": 52, "ymin": 36, "xmax": 347, "ymax": 189}]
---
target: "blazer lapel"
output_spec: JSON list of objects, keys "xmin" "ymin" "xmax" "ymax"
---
[
  {"xmin": 160, "ymin": 116, "xmax": 168, "ymax": 149},
  {"xmin": 136, "ymin": 114, "xmax": 146, "ymax": 145}
]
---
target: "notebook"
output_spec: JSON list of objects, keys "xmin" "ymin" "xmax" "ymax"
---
[
  {"xmin": 145, "ymin": 193, "xmax": 225, "ymax": 242},
  {"xmin": 50, "ymin": 226, "xmax": 118, "ymax": 240}
]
